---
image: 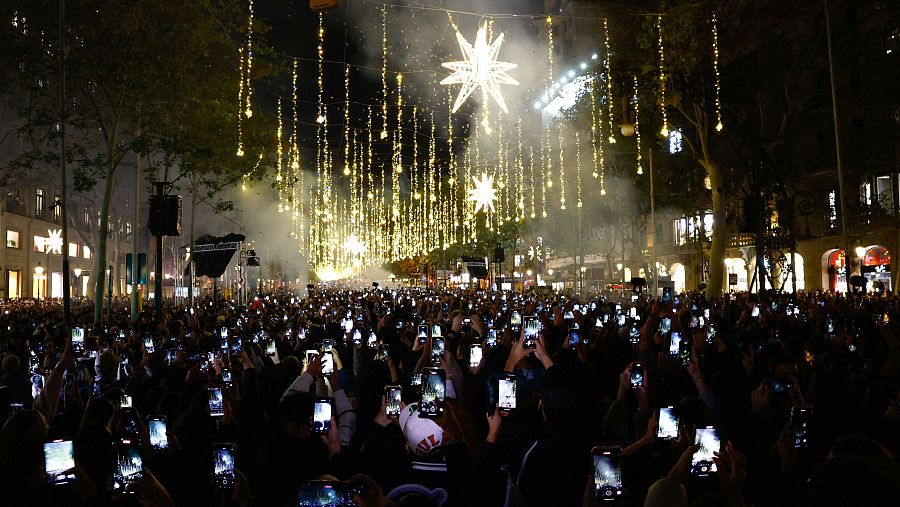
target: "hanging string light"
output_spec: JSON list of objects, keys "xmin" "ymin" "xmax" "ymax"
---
[
  {"xmin": 575, "ymin": 131, "xmax": 583, "ymax": 208},
  {"xmin": 244, "ymin": 0, "xmax": 254, "ymax": 119},
  {"xmin": 711, "ymin": 12, "xmax": 723, "ymax": 132},
  {"xmin": 528, "ymin": 146, "xmax": 536, "ymax": 218},
  {"xmin": 343, "ymin": 63, "xmax": 351, "ymax": 176},
  {"xmin": 634, "ymin": 75, "xmax": 643, "ymax": 175},
  {"xmin": 558, "ymin": 123, "xmax": 566, "ymax": 210},
  {"xmin": 381, "ymin": 7, "xmax": 389, "ymax": 140},
  {"xmin": 658, "ymin": 15, "xmax": 669, "ymax": 138},
  {"xmin": 516, "ymin": 119, "xmax": 525, "ymax": 220},
  {"xmin": 276, "ymin": 98, "xmax": 284, "ymax": 212},
  {"xmin": 604, "ymin": 19, "xmax": 616, "ymax": 144},
  {"xmin": 547, "ymin": 15, "xmax": 553, "ymax": 89},
  {"xmin": 236, "ymin": 44, "xmax": 246, "ymax": 157}
]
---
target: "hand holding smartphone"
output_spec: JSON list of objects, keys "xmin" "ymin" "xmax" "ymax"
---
[
  {"xmin": 691, "ymin": 426, "xmax": 721, "ymax": 476},
  {"xmin": 385, "ymin": 386, "xmax": 402, "ymax": 417},
  {"xmin": 419, "ymin": 367, "xmax": 446, "ymax": 418},
  {"xmin": 212, "ymin": 443, "xmax": 236, "ymax": 490},
  {"xmin": 313, "ymin": 397, "xmax": 333, "ymax": 434},
  {"xmin": 630, "ymin": 362, "xmax": 645, "ymax": 388},
  {"xmin": 498, "ymin": 372, "xmax": 516, "ymax": 412},
  {"xmin": 592, "ymin": 446, "xmax": 623, "ymax": 500}
]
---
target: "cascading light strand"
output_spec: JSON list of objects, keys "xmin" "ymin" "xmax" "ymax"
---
[
  {"xmin": 236, "ymin": 44, "xmax": 245, "ymax": 157},
  {"xmin": 276, "ymin": 98, "xmax": 284, "ymax": 212},
  {"xmin": 575, "ymin": 131, "xmax": 583, "ymax": 208},
  {"xmin": 343, "ymin": 63, "xmax": 351, "ymax": 177},
  {"xmin": 712, "ymin": 12, "xmax": 723, "ymax": 132},
  {"xmin": 658, "ymin": 15, "xmax": 669, "ymax": 138},
  {"xmin": 634, "ymin": 75, "xmax": 643, "ymax": 175},
  {"xmin": 244, "ymin": 0, "xmax": 254, "ymax": 119},
  {"xmin": 381, "ymin": 6, "xmax": 389, "ymax": 140},
  {"xmin": 604, "ymin": 19, "xmax": 616, "ymax": 144},
  {"xmin": 558, "ymin": 123, "xmax": 566, "ymax": 210}
]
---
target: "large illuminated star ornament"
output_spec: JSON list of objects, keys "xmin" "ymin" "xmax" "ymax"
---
[
  {"xmin": 46, "ymin": 229, "xmax": 63, "ymax": 255},
  {"xmin": 467, "ymin": 173, "xmax": 498, "ymax": 214},
  {"xmin": 441, "ymin": 23, "xmax": 519, "ymax": 113}
]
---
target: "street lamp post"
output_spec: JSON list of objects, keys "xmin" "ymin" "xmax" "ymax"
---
[
  {"xmin": 74, "ymin": 268, "xmax": 82, "ymax": 298},
  {"xmin": 35, "ymin": 264, "xmax": 44, "ymax": 300}
]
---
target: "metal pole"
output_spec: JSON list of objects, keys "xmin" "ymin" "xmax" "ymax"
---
[
  {"xmin": 59, "ymin": 0, "xmax": 70, "ymax": 328},
  {"xmin": 153, "ymin": 182, "xmax": 165, "ymax": 319},
  {"xmin": 131, "ymin": 131, "xmax": 140, "ymax": 322},
  {"xmin": 107, "ymin": 264, "xmax": 113, "ymax": 326},
  {"xmin": 825, "ymin": 0, "xmax": 852, "ymax": 294},
  {"xmin": 650, "ymin": 148, "xmax": 658, "ymax": 297}
]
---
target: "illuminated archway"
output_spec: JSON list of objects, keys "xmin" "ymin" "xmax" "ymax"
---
[
  {"xmin": 670, "ymin": 263, "xmax": 686, "ymax": 293},
  {"xmin": 860, "ymin": 245, "xmax": 891, "ymax": 292},
  {"xmin": 822, "ymin": 249, "xmax": 847, "ymax": 293}
]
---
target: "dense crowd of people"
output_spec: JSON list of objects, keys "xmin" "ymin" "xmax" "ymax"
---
[{"xmin": 1, "ymin": 286, "xmax": 899, "ymax": 506}]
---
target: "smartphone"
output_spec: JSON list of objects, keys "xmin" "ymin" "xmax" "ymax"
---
[
  {"xmin": 417, "ymin": 324, "xmax": 428, "ymax": 344},
  {"xmin": 143, "ymin": 336, "xmax": 155, "ymax": 354},
  {"xmin": 706, "ymin": 324, "xmax": 717, "ymax": 343},
  {"xmin": 568, "ymin": 328, "xmax": 581, "ymax": 348},
  {"xmin": 751, "ymin": 305, "xmax": 760, "ymax": 318},
  {"xmin": 44, "ymin": 439, "xmax": 76, "ymax": 485},
  {"xmin": 367, "ymin": 332, "xmax": 378, "ymax": 348},
  {"xmin": 221, "ymin": 368, "xmax": 233, "ymax": 387},
  {"xmin": 768, "ymin": 377, "xmax": 793, "ymax": 394},
  {"xmin": 120, "ymin": 394, "xmax": 133, "ymax": 409},
  {"xmin": 662, "ymin": 287, "xmax": 672, "ymax": 303},
  {"xmin": 523, "ymin": 316, "xmax": 540, "ymax": 348},
  {"xmin": 498, "ymin": 372, "xmax": 517, "ymax": 412},
  {"xmin": 669, "ymin": 332, "xmax": 682, "ymax": 356},
  {"xmin": 432, "ymin": 325, "xmax": 443, "ymax": 338},
  {"xmin": 658, "ymin": 407, "xmax": 679, "ymax": 440},
  {"xmin": 790, "ymin": 406, "xmax": 813, "ymax": 449},
  {"xmin": 111, "ymin": 442, "xmax": 143, "ymax": 494},
  {"xmin": 630, "ymin": 363, "xmax": 645, "ymax": 388},
  {"xmin": 410, "ymin": 372, "xmax": 423, "ymax": 387},
  {"xmin": 486, "ymin": 329, "xmax": 498, "ymax": 348},
  {"xmin": 376, "ymin": 343, "xmax": 390, "ymax": 361},
  {"xmin": 510, "ymin": 311, "xmax": 522, "ymax": 328},
  {"xmin": 208, "ymin": 387, "xmax": 224, "ymax": 417},
  {"xmin": 313, "ymin": 397, "xmax": 333, "ymax": 434},
  {"xmin": 385, "ymin": 386, "xmax": 402, "ymax": 417},
  {"xmin": 71, "ymin": 328, "xmax": 85, "ymax": 353},
  {"xmin": 266, "ymin": 340, "xmax": 276, "ymax": 356},
  {"xmin": 322, "ymin": 339, "xmax": 334, "ymax": 352},
  {"xmin": 469, "ymin": 343, "xmax": 483, "ymax": 369},
  {"xmin": 629, "ymin": 323, "xmax": 640, "ymax": 343},
  {"xmin": 690, "ymin": 316, "xmax": 699, "ymax": 328},
  {"xmin": 592, "ymin": 446, "xmax": 623, "ymax": 500},
  {"xmin": 617, "ymin": 314, "xmax": 626, "ymax": 327},
  {"xmin": 678, "ymin": 339, "xmax": 692, "ymax": 365},
  {"xmin": 321, "ymin": 350, "xmax": 334, "ymax": 375},
  {"xmin": 659, "ymin": 317, "xmax": 672, "ymax": 334},
  {"xmin": 419, "ymin": 367, "xmax": 446, "ymax": 418},
  {"xmin": 691, "ymin": 426, "xmax": 721, "ymax": 476},
  {"xmin": 120, "ymin": 407, "xmax": 142, "ymax": 440},
  {"xmin": 431, "ymin": 337, "xmax": 445, "ymax": 365},
  {"xmin": 148, "ymin": 416, "xmax": 168, "ymax": 450}
]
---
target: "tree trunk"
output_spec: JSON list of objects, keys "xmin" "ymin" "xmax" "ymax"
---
[
  {"xmin": 705, "ymin": 162, "xmax": 727, "ymax": 298},
  {"xmin": 93, "ymin": 172, "xmax": 116, "ymax": 324}
]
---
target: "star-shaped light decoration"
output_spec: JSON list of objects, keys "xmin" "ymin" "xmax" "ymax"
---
[
  {"xmin": 441, "ymin": 23, "xmax": 519, "ymax": 113},
  {"xmin": 46, "ymin": 229, "xmax": 63, "ymax": 255},
  {"xmin": 467, "ymin": 173, "xmax": 498, "ymax": 214}
]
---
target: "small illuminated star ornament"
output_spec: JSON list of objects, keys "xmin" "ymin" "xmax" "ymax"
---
[
  {"xmin": 467, "ymin": 173, "xmax": 498, "ymax": 213},
  {"xmin": 441, "ymin": 23, "xmax": 519, "ymax": 113}
]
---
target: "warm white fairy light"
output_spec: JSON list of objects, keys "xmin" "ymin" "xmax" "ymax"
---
[
  {"xmin": 236, "ymin": 44, "xmax": 245, "ymax": 157},
  {"xmin": 712, "ymin": 12, "xmax": 723, "ymax": 132},
  {"xmin": 658, "ymin": 16, "xmax": 669, "ymax": 138},
  {"xmin": 244, "ymin": 0, "xmax": 254, "ymax": 119},
  {"xmin": 633, "ymin": 75, "xmax": 643, "ymax": 175},
  {"xmin": 575, "ymin": 131, "xmax": 583, "ymax": 208},
  {"xmin": 441, "ymin": 22, "xmax": 519, "ymax": 113},
  {"xmin": 604, "ymin": 19, "xmax": 616, "ymax": 144},
  {"xmin": 468, "ymin": 173, "xmax": 498, "ymax": 214},
  {"xmin": 558, "ymin": 123, "xmax": 566, "ymax": 210},
  {"xmin": 381, "ymin": 7, "xmax": 389, "ymax": 140}
]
